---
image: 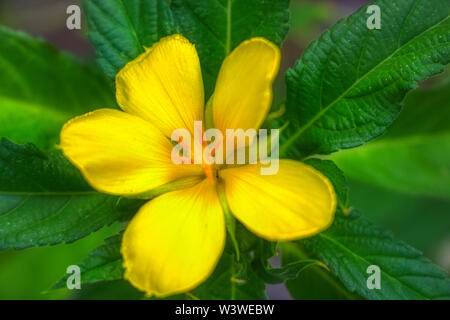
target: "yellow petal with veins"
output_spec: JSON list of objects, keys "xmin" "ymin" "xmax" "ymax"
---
[
  {"xmin": 116, "ymin": 34, "xmax": 204, "ymax": 137},
  {"xmin": 121, "ymin": 180, "xmax": 225, "ymax": 297},
  {"xmin": 213, "ymin": 38, "xmax": 280, "ymax": 133},
  {"xmin": 60, "ymin": 108, "xmax": 203, "ymax": 196},
  {"xmin": 220, "ymin": 160, "xmax": 336, "ymax": 241}
]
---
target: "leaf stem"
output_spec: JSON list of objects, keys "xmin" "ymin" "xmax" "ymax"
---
[
  {"xmin": 216, "ymin": 182, "xmax": 240, "ymax": 261},
  {"xmin": 185, "ymin": 292, "xmax": 200, "ymax": 300}
]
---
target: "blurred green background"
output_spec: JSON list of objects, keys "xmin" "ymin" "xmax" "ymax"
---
[{"xmin": 0, "ymin": 0, "xmax": 448, "ymax": 299}]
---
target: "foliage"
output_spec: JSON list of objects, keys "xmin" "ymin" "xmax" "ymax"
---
[
  {"xmin": 0, "ymin": 27, "xmax": 115, "ymax": 150},
  {"xmin": 300, "ymin": 211, "xmax": 450, "ymax": 300},
  {"xmin": 280, "ymin": 0, "xmax": 449, "ymax": 158},
  {"xmin": 332, "ymin": 83, "xmax": 450, "ymax": 200}
]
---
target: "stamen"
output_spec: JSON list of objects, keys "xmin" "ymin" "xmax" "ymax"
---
[{"xmin": 203, "ymin": 163, "xmax": 216, "ymax": 184}]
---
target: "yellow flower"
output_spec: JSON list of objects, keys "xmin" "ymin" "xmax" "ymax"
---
[{"xmin": 59, "ymin": 34, "xmax": 336, "ymax": 297}]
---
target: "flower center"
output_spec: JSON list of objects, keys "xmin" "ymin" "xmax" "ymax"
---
[
  {"xmin": 202, "ymin": 162, "xmax": 217, "ymax": 184},
  {"xmin": 201, "ymin": 136, "xmax": 218, "ymax": 184}
]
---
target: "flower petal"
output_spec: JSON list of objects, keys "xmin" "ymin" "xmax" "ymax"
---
[
  {"xmin": 121, "ymin": 180, "xmax": 225, "ymax": 297},
  {"xmin": 220, "ymin": 160, "xmax": 336, "ymax": 241},
  {"xmin": 116, "ymin": 34, "xmax": 204, "ymax": 137},
  {"xmin": 213, "ymin": 38, "xmax": 280, "ymax": 133},
  {"xmin": 60, "ymin": 108, "xmax": 203, "ymax": 196}
]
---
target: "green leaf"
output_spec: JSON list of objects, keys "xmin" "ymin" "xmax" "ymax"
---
[
  {"xmin": 53, "ymin": 234, "xmax": 124, "ymax": 289},
  {"xmin": 65, "ymin": 248, "xmax": 267, "ymax": 300},
  {"xmin": 70, "ymin": 280, "xmax": 145, "ymax": 300},
  {"xmin": 280, "ymin": 0, "xmax": 450, "ymax": 158},
  {"xmin": 332, "ymin": 83, "xmax": 450, "ymax": 199},
  {"xmin": 0, "ymin": 224, "xmax": 118, "ymax": 299},
  {"xmin": 302, "ymin": 211, "xmax": 450, "ymax": 300},
  {"xmin": 281, "ymin": 242, "xmax": 359, "ymax": 300},
  {"xmin": 84, "ymin": 0, "xmax": 176, "ymax": 78},
  {"xmin": 0, "ymin": 139, "xmax": 143, "ymax": 249},
  {"xmin": 194, "ymin": 253, "xmax": 266, "ymax": 300},
  {"xmin": 0, "ymin": 26, "xmax": 116, "ymax": 150},
  {"xmin": 171, "ymin": 0, "xmax": 290, "ymax": 96},
  {"xmin": 348, "ymin": 179, "xmax": 450, "ymax": 256},
  {"xmin": 233, "ymin": 221, "xmax": 259, "ymax": 253},
  {"xmin": 53, "ymin": 233, "xmax": 183, "ymax": 299}
]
